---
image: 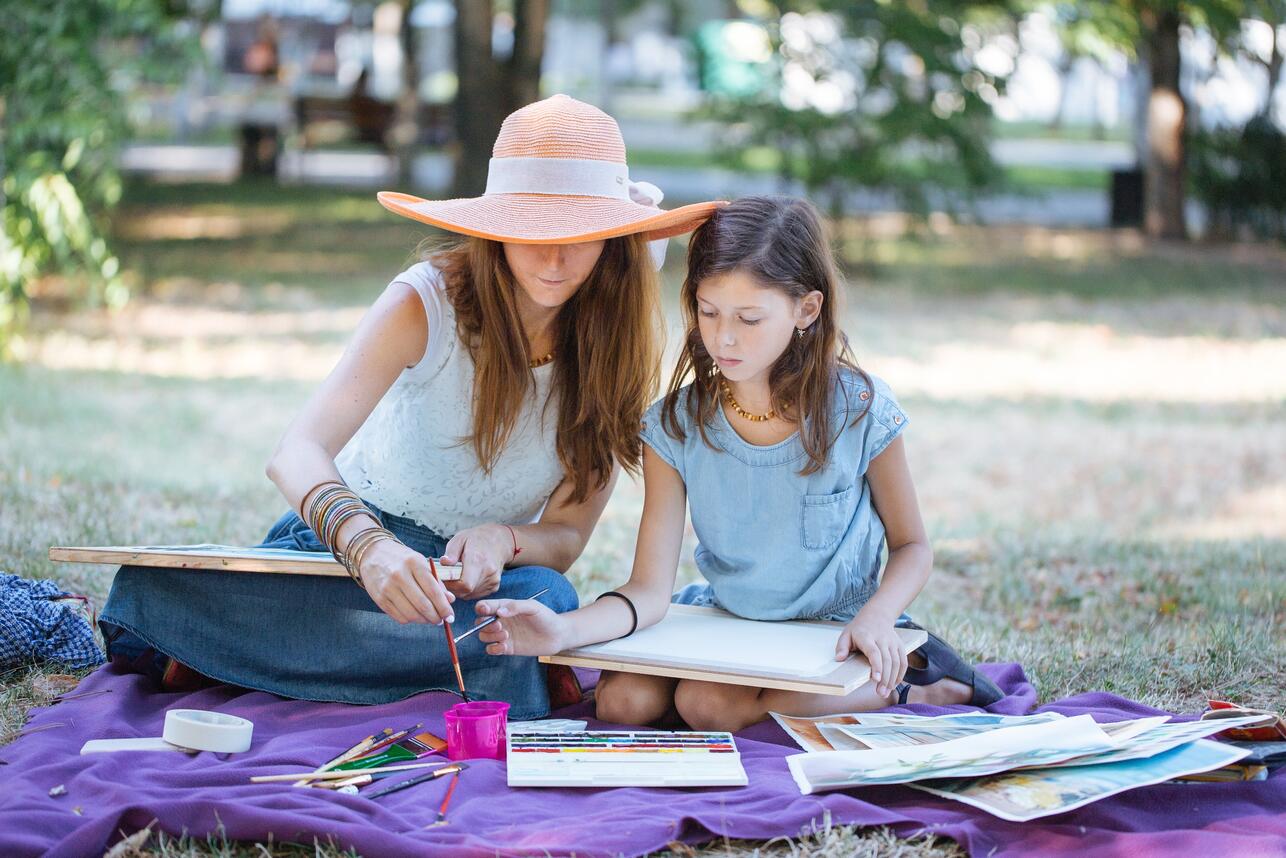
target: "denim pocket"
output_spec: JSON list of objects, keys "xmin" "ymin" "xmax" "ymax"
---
[{"xmin": 800, "ymin": 487, "xmax": 854, "ymax": 550}]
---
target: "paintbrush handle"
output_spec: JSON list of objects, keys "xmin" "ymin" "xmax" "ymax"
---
[
  {"xmin": 252, "ymin": 760, "xmax": 445, "ymax": 783},
  {"xmin": 365, "ymin": 763, "xmax": 464, "ymax": 799},
  {"xmin": 453, "ymin": 587, "xmax": 552, "ymax": 644}
]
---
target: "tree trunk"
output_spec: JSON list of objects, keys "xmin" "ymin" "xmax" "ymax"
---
[
  {"xmin": 507, "ymin": 0, "xmax": 548, "ymax": 114},
  {"xmin": 1141, "ymin": 7, "xmax": 1187, "ymax": 240},
  {"xmin": 392, "ymin": 0, "xmax": 420, "ymax": 187},
  {"xmin": 451, "ymin": 0, "xmax": 503, "ymax": 197},
  {"xmin": 451, "ymin": 0, "xmax": 547, "ymax": 197}
]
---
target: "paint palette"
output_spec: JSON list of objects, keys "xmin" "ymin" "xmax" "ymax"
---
[{"xmin": 505, "ymin": 730, "xmax": 747, "ymax": 787}]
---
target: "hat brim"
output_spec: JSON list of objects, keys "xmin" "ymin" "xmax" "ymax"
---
[{"xmin": 378, "ymin": 191, "xmax": 723, "ymax": 245}]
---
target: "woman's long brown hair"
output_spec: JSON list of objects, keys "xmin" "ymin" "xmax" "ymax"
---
[
  {"xmin": 661, "ymin": 196, "xmax": 869, "ymax": 475},
  {"xmin": 432, "ymin": 234, "xmax": 661, "ymax": 503}
]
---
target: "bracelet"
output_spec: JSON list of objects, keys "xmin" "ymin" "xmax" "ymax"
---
[
  {"xmin": 503, "ymin": 524, "xmax": 522, "ymax": 561},
  {"xmin": 321, "ymin": 499, "xmax": 371, "ymax": 554},
  {"xmin": 344, "ymin": 530, "xmax": 386, "ymax": 583},
  {"xmin": 300, "ymin": 480, "xmax": 343, "ymax": 522},
  {"xmin": 305, "ymin": 483, "xmax": 349, "ymax": 529},
  {"xmin": 343, "ymin": 526, "xmax": 398, "ymax": 589},
  {"xmin": 308, "ymin": 487, "xmax": 353, "ymax": 546},
  {"xmin": 596, "ymin": 591, "xmax": 638, "ymax": 639}
]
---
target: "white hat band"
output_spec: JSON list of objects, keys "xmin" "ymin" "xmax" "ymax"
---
[
  {"xmin": 482, "ymin": 155, "xmax": 669, "ymax": 268},
  {"xmin": 485, "ymin": 157, "xmax": 631, "ymax": 200}
]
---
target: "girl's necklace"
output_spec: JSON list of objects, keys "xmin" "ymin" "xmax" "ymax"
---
[
  {"xmin": 720, "ymin": 378, "xmax": 775, "ymax": 422},
  {"xmin": 529, "ymin": 351, "xmax": 554, "ymax": 368}
]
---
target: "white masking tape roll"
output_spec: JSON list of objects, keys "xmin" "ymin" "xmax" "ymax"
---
[{"xmin": 162, "ymin": 709, "xmax": 254, "ymax": 753}]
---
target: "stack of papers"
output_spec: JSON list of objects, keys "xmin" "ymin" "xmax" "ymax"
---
[{"xmin": 774, "ymin": 710, "xmax": 1265, "ymax": 820}]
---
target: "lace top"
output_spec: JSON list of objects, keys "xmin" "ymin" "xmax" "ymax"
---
[{"xmin": 335, "ymin": 262, "xmax": 565, "ymax": 536}]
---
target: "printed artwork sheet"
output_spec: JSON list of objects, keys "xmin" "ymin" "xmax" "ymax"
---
[
  {"xmin": 912, "ymin": 739, "xmax": 1249, "ymax": 821},
  {"xmin": 787, "ymin": 715, "xmax": 1116, "ymax": 794}
]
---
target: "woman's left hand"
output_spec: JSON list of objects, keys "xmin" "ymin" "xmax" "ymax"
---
[{"xmin": 441, "ymin": 524, "xmax": 514, "ymax": 600}]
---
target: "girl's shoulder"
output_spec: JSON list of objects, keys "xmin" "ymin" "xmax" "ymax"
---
[
  {"xmin": 640, "ymin": 386, "xmax": 701, "ymax": 476},
  {"xmin": 831, "ymin": 366, "xmax": 908, "ymax": 464},
  {"xmin": 642, "ymin": 384, "xmax": 697, "ymax": 434},
  {"xmin": 833, "ymin": 366, "xmax": 899, "ymax": 419}
]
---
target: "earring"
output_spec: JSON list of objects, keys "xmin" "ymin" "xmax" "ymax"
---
[{"xmin": 796, "ymin": 327, "xmax": 806, "ymax": 339}]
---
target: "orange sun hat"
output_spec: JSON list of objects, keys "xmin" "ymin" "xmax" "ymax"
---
[{"xmin": 377, "ymin": 94, "xmax": 723, "ymax": 265}]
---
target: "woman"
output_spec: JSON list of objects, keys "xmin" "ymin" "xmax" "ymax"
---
[{"xmin": 99, "ymin": 94, "xmax": 720, "ymax": 719}]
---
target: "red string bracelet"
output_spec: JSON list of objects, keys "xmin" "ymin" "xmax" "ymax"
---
[{"xmin": 503, "ymin": 524, "xmax": 522, "ymax": 561}]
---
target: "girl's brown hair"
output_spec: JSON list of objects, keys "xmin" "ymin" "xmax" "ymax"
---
[
  {"xmin": 433, "ymin": 234, "xmax": 662, "ymax": 503},
  {"xmin": 661, "ymin": 195, "xmax": 869, "ymax": 475}
]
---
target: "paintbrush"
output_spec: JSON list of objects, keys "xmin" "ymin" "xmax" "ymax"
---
[
  {"xmin": 254, "ymin": 760, "xmax": 445, "ymax": 783},
  {"xmin": 294, "ymin": 727, "xmax": 391, "ymax": 787},
  {"xmin": 426, "ymin": 769, "xmax": 462, "ymax": 826},
  {"xmin": 332, "ymin": 729, "xmax": 445, "ymax": 771},
  {"xmin": 350, "ymin": 723, "xmax": 421, "ymax": 759},
  {"xmin": 366, "ymin": 762, "xmax": 466, "ymax": 800},
  {"xmin": 453, "ymin": 586, "xmax": 550, "ymax": 644},
  {"xmin": 429, "ymin": 556, "xmax": 468, "ymax": 700}
]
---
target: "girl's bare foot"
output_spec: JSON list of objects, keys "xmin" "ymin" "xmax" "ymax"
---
[
  {"xmin": 902, "ymin": 649, "xmax": 974, "ymax": 705},
  {"xmin": 905, "ymin": 676, "xmax": 973, "ymax": 706}
]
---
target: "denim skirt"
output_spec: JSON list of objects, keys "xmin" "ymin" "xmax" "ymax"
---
[{"xmin": 99, "ymin": 503, "xmax": 579, "ymax": 719}]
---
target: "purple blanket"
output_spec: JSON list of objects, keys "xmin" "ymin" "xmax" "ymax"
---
[{"xmin": 0, "ymin": 662, "xmax": 1282, "ymax": 857}]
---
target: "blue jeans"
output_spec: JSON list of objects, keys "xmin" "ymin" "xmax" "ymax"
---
[{"xmin": 100, "ymin": 504, "xmax": 579, "ymax": 719}]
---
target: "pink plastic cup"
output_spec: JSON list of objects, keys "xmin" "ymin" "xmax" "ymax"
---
[{"xmin": 444, "ymin": 700, "xmax": 510, "ymax": 761}]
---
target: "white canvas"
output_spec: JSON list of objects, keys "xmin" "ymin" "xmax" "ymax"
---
[{"xmin": 575, "ymin": 608, "xmax": 850, "ymax": 678}]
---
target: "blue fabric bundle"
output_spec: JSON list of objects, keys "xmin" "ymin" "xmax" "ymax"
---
[{"xmin": 0, "ymin": 573, "xmax": 104, "ymax": 671}]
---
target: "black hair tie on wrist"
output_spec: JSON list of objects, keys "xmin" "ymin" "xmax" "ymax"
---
[{"xmin": 596, "ymin": 591, "xmax": 638, "ymax": 638}]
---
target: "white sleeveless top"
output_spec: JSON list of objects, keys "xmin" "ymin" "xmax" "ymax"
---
[{"xmin": 334, "ymin": 262, "xmax": 565, "ymax": 536}]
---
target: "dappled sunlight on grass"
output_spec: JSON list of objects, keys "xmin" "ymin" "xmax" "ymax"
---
[
  {"xmin": 875, "ymin": 321, "xmax": 1286, "ymax": 403},
  {"xmin": 114, "ymin": 211, "xmax": 294, "ymax": 241}
]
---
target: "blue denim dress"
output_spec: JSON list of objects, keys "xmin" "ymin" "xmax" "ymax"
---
[
  {"xmin": 643, "ymin": 369, "xmax": 908, "ymax": 623},
  {"xmin": 99, "ymin": 503, "xmax": 578, "ymax": 719}
]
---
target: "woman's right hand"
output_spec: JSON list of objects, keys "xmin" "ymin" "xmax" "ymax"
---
[
  {"xmin": 474, "ymin": 598, "xmax": 569, "ymax": 657},
  {"xmin": 358, "ymin": 539, "xmax": 456, "ymax": 625}
]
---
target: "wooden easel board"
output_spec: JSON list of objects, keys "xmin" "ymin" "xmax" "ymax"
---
[
  {"xmin": 47, "ymin": 544, "xmax": 462, "ymax": 580},
  {"xmin": 540, "ymin": 604, "xmax": 927, "ymax": 696}
]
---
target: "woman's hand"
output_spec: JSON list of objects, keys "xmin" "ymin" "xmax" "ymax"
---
[
  {"xmin": 358, "ymin": 538, "xmax": 457, "ymax": 625},
  {"xmin": 835, "ymin": 604, "xmax": 907, "ymax": 699},
  {"xmin": 442, "ymin": 524, "xmax": 514, "ymax": 600},
  {"xmin": 473, "ymin": 598, "xmax": 570, "ymax": 657}
]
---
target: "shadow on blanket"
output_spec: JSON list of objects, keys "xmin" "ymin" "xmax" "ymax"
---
[{"xmin": 0, "ymin": 662, "xmax": 1282, "ymax": 858}]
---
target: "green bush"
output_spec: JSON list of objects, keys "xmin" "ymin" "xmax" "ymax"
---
[{"xmin": 1189, "ymin": 114, "xmax": 1286, "ymax": 242}]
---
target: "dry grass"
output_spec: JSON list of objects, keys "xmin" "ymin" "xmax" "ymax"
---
[{"xmin": 1, "ymin": 179, "xmax": 1283, "ymax": 857}]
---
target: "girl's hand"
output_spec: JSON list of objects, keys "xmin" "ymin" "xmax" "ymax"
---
[
  {"xmin": 473, "ymin": 598, "xmax": 569, "ymax": 657},
  {"xmin": 835, "ymin": 605, "xmax": 907, "ymax": 699},
  {"xmin": 442, "ymin": 524, "xmax": 513, "ymax": 600},
  {"xmin": 358, "ymin": 539, "xmax": 457, "ymax": 625}
]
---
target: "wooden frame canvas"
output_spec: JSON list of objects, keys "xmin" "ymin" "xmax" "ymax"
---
[
  {"xmin": 541, "ymin": 604, "xmax": 927, "ymax": 696},
  {"xmin": 48, "ymin": 544, "xmax": 462, "ymax": 580}
]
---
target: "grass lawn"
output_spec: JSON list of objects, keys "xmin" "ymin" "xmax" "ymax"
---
[{"xmin": 2, "ymin": 178, "xmax": 1284, "ymax": 856}]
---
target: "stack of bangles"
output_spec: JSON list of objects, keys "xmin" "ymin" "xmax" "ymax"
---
[{"xmin": 301, "ymin": 480, "xmax": 397, "ymax": 589}]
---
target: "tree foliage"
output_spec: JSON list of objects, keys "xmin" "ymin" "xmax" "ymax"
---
[
  {"xmin": 0, "ymin": 0, "xmax": 199, "ymax": 355},
  {"xmin": 703, "ymin": 1, "xmax": 1016, "ymax": 220}
]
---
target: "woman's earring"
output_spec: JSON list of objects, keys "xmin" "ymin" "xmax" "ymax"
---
[{"xmin": 796, "ymin": 327, "xmax": 806, "ymax": 340}]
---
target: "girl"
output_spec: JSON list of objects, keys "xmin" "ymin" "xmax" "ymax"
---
[
  {"xmin": 98, "ymin": 95, "xmax": 720, "ymax": 720},
  {"xmin": 473, "ymin": 196, "xmax": 1003, "ymax": 731}
]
